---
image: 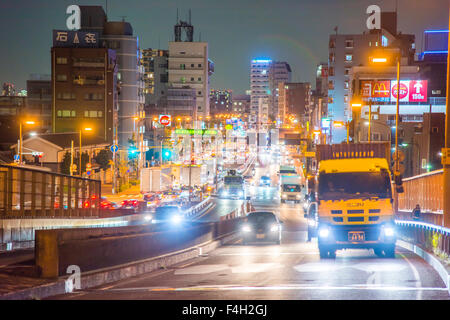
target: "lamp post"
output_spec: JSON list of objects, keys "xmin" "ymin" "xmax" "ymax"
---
[
  {"xmin": 19, "ymin": 120, "xmax": 36, "ymax": 164},
  {"xmin": 371, "ymin": 53, "xmax": 401, "ymax": 213},
  {"xmin": 79, "ymin": 127, "xmax": 93, "ymax": 176}
]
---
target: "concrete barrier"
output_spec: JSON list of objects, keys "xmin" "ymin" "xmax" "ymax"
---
[{"xmin": 35, "ymin": 219, "xmax": 241, "ymax": 278}]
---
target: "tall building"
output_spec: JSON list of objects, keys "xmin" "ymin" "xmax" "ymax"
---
[
  {"xmin": 232, "ymin": 94, "xmax": 250, "ymax": 115},
  {"xmin": 168, "ymin": 41, "xmax": 212, "ymax": 117},
  {"xmin": 328, "ymin": 12, "xmax": 415, "ymax": 143},
  {"xmin": 250, "ymin": 59, "xmax": 271, "ymax": 129},
  {"xmin": 209, "ymin": 89, "xmax": 232, "ymax": 115},
  {"xmin": 100, "ymin": 21, "xmax": 144, "ymax": 148},
  {"xmin": 278, "ymin": 82, "xmax": 311, "ymax": 125},
  {"xmin": 1, "ymin": 83, "xmax": 15, "ymax": 96},
  {"xmin": 141, "ymin": 49, "xmax": 169, "ymax": 99},
  {"xmin": 26, "ymin": 74, "xmax": 52, "ymax": 133},
  {"xmin": 51, "ymin": 30, "xmax": 118, "ymax": 143},
  {"xmin": 269, "ymin": 61, "xmax": 291, "ymax": 121}
]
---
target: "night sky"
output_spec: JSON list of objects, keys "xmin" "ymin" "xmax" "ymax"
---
[{"xmin": 0, "ymin": 0, "xmax": 449, "ymax": 94}]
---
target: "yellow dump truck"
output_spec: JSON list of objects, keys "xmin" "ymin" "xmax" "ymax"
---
[{"xmin": 307, "ymin": 143, "xmax": 396, "ymax": 259}]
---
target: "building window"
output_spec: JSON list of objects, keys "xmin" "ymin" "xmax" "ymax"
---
[
  {"xmin": 328, "ymin": 81, "xmax": 334, "ymax": 90},
  {"xmin": 84, "ymin": 93, "xmax": 104, "ymax": 100},
  {"xmin": 56, "ymin": 92, "xmax": 76, "ymax": 100},
  {"xmin": 344, "ymin": 80, "xmax": 349, "ymax": 89},
  {"xmin": 329, "ymin": 67, "xmax": 335, "ymax": 76},
  {"xmin": 329, "ymin": 40, "xmax": 335, "ymax": 48},
  {"xmin": 198, "ymin": 91, "xmax": 202, "ymax": 95},
  {"xmin": 191, "ymin": 64, "xmax": 194, "ymax": 67},
  {"xmin": 180, "ymin": 64, "xmax": 185, "ymax": 70},
  {"xmin": 198, "ymin": 64, "xmax": 202, "ymax": 68},
  {"xmin": 432, "ymin": 127, "xmax": 439, "ymax": 133},
  {"xmin": 345, "ymin": 39, "xmax": 354, "ymax": 48},
  {"xmin": 56, "ymin": 57, "xmax": 68, "ymax": 64},
  {"xmin": 329, "ymin": 52, "xmax": 335, "ymax": 63},
  {"xmin": 345, "ymin": 68, "xmax": 351, "ymax": 75},
  {"xmin": 57, "ymin": 110, "xmax": 76, "ymax": 117},
  {"xmin": 181, "ymin": 77, "xmax": 186, "ymax": 84},
  {"xmin": 190, "ymin": 77, "xmax": 194, "ymax": 81},
  {"xmin": 198, "ymin": 77, "xmax": 201, "ymax": 81},
  {"xmin": 345, "ymin": 54, "xmax": 353, "ymax": 61},
  {"xmin": 56, "ymin": 74, "xmax": 67, "ymax": 81}
]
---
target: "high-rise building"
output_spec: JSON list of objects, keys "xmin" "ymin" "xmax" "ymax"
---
[
  {"xmin": 1, "ymin": 83, "xmax": 15, "ymax": 96},
  {"xmin": 250, "ymin": 59, "xmax": 271, "ymax": 129},
  {"xmin": 141, "ymin": 49, "xmax": 169, "ymax": 99},
  {"xmin": 51, "ymin": 34, "xmax": 118, "ymax": 143},
  {"xmin": 269, "ymin": 61, "xmax": 291, "ymax": 121},
  {"xmin": 26, "ymin": 74, "xmax": 52, "ymax": 132},
  {"xmin": 232, "ymin": 94, "xmax": 250, "ymax": 115},
  {"xmin": 209, "ymin": 89, "xmax": 232, "ymax": 115},
  {"xmin": 168, "ymin": 41, "xmax": 213, "ymax": 117},
  {"xmin": 278, "ymin": 82, "xmax": 311, "ymax": 125},
  {"xmin": 328, "ymin": 12, "xmax": 415, "ymax": 143}
]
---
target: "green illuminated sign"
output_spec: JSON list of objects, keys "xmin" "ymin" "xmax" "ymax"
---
[{"xmin": 175, "ymin": 129, "xmax": 217, "ymax": 136}]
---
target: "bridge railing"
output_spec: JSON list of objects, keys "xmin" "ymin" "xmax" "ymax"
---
[
  {"xmin": 396, "ymin": 220, "xmax": 450, "ymax": 259},
  {"xmin": 397, "ymin": 169, "xmax": 444, "ymax": 225},
  {"xmin": 0, "ymin": 164, "xmax": 101, "ymax": 218}
]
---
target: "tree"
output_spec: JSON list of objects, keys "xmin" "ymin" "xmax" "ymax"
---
[
  {"xmin": 60, "ymin": 152, "xmax": 71, "ymax": 175},
  {"xmin": 94, "ymin": 149, "xmax": 112, "ymax": 171}
]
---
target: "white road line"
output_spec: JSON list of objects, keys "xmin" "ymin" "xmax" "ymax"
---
[
  {"xmin": 399, "ymin": 252, "xmax": 423, "ymax": 300},
  {"xmin": 217, "ymin": 252, "xmax": 317, "ymax": 256},
  {"xmin": 105, "ymin": 284, "xmax": 448, "ymax": 293}
]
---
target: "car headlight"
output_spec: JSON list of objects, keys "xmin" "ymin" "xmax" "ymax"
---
[
  {"xmin": 270, "ymin": 224, "xmax": 279, "ymax": 232},
  {"xmin": 282, "ymin": 194, "xmax": 287, "ymax": 199},
  {"xmin": 296, "ymin": 194, "xmax": 301, "ymax": 199},
  {"xmin": 238, "ymin": 191, "xmax": 244, "ymax": 196},
  {"xmin": 222, "ymin": 191, "xmax": 228, "ymax": 196},
  {"xmin": 319, "ymin": 226, "xmax": 330, "ymax": 238},
  {"xmin": 383, "ymin": 226, "xmax": 395, "ymax": 237},
  {"xmin": 151, "ymin": 219, "xmax": 157, "ymax": 224},
  {"xmin": 308, "ymin": 219, "xmax": 317, "ymax": 226},
  {"xmin": 144, "ymin": 214, "xmax": 153, "ymax": 221},
  {"xmin": 171, "ymin": 215, "xmax": 182, "ymax": 224},
  {"xmin": 242, "ymin": 224, "xmax": 252, "ymax": 232}
]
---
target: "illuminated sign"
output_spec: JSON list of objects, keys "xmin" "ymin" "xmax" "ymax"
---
[
  {"xmin": 53, "ymin": 30, "xmax": 99, "ymax": 48},
  {"xmin": 321, "ymin": 118, "xmax": 331, "ymax": 129},
  {"xmin": 159, "ymin": 114, "xmax": 171, "ymax": 126},
  {"xmin": 360, "ymin": 80, "xmax": 428, "ymax": 103},
  {"xmin": 175, "ymin": 129, "xmax": 217, "ymax": 136},
  {"xmin": 391, "ymin": 80, "xmax": 428, "ymax": 103}
]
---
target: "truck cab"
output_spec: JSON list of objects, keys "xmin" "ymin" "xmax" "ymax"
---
[{"xmin": 311, "ymin": 143, "xmax": 396, "ymax": 259}]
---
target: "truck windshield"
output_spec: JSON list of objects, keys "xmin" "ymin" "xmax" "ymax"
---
[
  {"xmin": 282, "ymin": 184, "xmax": 300, "ymax": 192},
  {"xmin": 224, "ymin": 176, "xmax": 243, "ymax": 184},
  {"xmin": 318, "ymin": 171, "xmax": 391, "ymax": 200}
]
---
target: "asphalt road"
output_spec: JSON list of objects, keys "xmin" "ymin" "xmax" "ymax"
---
[{"xmin": 50, "ymin": 148, "xmax": 450, "ymax": 300}]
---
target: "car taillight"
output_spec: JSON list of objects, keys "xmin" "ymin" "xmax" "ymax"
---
[{"xmin": 83, "ymin": 201, "xmax": 90, "ymax": 208}]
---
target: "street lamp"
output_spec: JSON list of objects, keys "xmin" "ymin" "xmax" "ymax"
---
[
  {"xmin": 19, "ymin": 120, "xmax": 36, "ymax": 164},
  {"xmin": 79, "ymin": 127, "xmax": 93, "ymax": 176}
]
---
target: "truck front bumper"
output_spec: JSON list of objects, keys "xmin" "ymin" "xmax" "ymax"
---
[{"xmin": 317, "ymin": 223, "xmax": 396, "ymax": 249}]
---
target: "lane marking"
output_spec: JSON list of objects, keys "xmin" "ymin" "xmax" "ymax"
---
[
  {"xmin": 105, "ymin": 284, "xmax": 449, "ymax": 293},
  {"xmin": 399, "ymin": 252, "xmax": 423, "ymax": 300}
]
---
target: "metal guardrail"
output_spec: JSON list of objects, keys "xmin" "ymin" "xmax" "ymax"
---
[
  {"xmin": 395, "ymin": 220, "xmax": 450, "ymax": 258},
  {"xmin": 0, "ymin": 164, "xmax": 101, "ymax": 218},
  {"xmin": 185, "ymin": 197, "xmax": 213, "ymax": 217}
]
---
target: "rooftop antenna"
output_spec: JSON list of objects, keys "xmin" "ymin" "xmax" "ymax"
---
[
  {"xmin": 189, "ymin": 8, "xmax": 191, "ymax": 24},
  {"xmin": 105, "ymin": 0, "xmax": 108, "ymax": 19},
  {"xmin": 176, "ymin": 8, "xmax": 179, "ymax": 24},
  {"xmin": 199, "ymin": 32, "xmax": 201, "ymax": 42},
  {"xmin": 119, "ymin": 15, "xmax": 127, "ymax": 22}
]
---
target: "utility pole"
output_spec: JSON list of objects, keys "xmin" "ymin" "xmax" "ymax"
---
[
  {"xmin": 368, "ymin": 99, "xmax": 372, "ymax": 143},
  {"xmin": 443, "ymin": 6, "xmax": 450, "ymax": 228},
  {"xmin": 393, "ymin": 57, "xmax": 401, "ymax": 214},
  {"xmin": 70, "ymin": 140, "xmax": 74, "ymax": 176}
]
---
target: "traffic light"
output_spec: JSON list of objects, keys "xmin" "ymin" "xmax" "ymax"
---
[{"xmin": 162, "ymin": 149, "xmax": 172, "ymax": 160}]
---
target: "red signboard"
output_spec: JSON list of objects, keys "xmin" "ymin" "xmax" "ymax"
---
[
  {"xmin": 159, "ymin": 114, "xmax": 171, "ymax": 126},
  {"xmin": 371, "ymin": 81, "xmax": 390, "ymax": 98},
  {"xmin": 409, "ymin": 80, "xmax": 428, "ymax": 102}
]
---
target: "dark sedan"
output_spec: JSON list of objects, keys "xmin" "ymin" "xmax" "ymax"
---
[{"xmin": 241, "ymin": 211, "xmax": 283, "ymax": 245}]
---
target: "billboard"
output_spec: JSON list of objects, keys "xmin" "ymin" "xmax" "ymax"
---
[
  {"xmin": 390, "ymin": 80, "xmax": 428, "ymax": 103},
  {"xmin": 53, "ymin": 30, "xmax": 99, "ymax": 48},
  {"xmin": 360, "ymin": 80, "xmax": 428, "ymax": 103}
]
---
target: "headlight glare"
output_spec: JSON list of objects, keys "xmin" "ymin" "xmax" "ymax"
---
[
  {"xmin": 384, "ymin": 226, "xmax": 395, "ymax": 237},
  {"xmin": 270, "ymin": 224, "xmax": 279, "ymax": 232},
  {"xmin": 242, "ymin": 224, "xmax": 251, "ymax": 232},
  {"xmin": 319, "ymin": 227, "xmax": 329, "ymax": 238}
]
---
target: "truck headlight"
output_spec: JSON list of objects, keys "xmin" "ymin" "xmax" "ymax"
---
[
  {"xmin": 270, "ymin": 224, "xmax": 279, "ymax": 232},
  {"xmin": 319, "ymin": 226, "xmax": 330, "ymax": 238},
  {"xmin": 383, "ymin": 226, "xmax": 395, "ymax": 237},
  {"xmin": 242, "ymin": 224, "xmax": 252, "ymax": 232},
  {"xmin": 144, "ymin": 214, "xmax": 153, "ymax": 221},
  {"xmin": 296, "ymin": 194, "xmax": 301, "ymax": 199},
  {"xmin": 222, "ymin": 191, "xmax": 228, "ymax": 196},
  {"xmin": 282, "ymin": 194, "xmax": 287, "ymax": 199}
]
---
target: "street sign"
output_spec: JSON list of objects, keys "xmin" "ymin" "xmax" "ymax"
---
[
  {"xmin": 442, "ymin": 148, "xmax": 450, "ymax": 165},
  {"xmin": 86, "ymin": 170, "xmax": 91, "ymax": 176},
  {"xmin": 13, "ymin": 154, "xmax": 19, "ymax": 161},
  {"xmin": 110, "ymin": 144, "xmax": 118, "ymax": 153},
  {"xmin": 86, "ymin": 163, "xmax": 92, "ymax": 171},
  {"xmin": 159, "ymin": 114, "xmax": 171, "ymax": 126},
  {"xmin": 305, "ymin": 152, "xmax": 316, "ymax": 157}
]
